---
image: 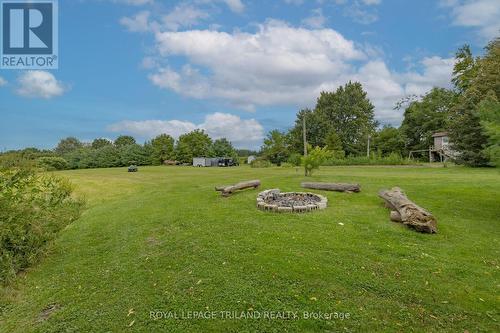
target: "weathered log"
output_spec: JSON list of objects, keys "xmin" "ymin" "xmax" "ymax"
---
[
  {"xmin": 215, "ymin": 180, "xmax": 261, "ymax": 197},
  {"xmin": 378, "ymin": 187, "xmax": 437, "ymax": 233},
  {"xmin": 301, "ymin": 182, "xmax": 361, "ymax": 193}
]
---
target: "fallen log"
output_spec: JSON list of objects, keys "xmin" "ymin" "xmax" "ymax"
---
[
  {"xmin": 215, "ymin": 180, "xmax": 261, "ymax": 197},
  {"xmin": 378, "ymin": 187, "xmax": 437, "ymax": 233},
  {"xmin": 301, "ymin": 182, "xmax": 361, "ymax": 193}
]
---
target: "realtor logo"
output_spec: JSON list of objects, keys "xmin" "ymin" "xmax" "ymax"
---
[{"xmin": 1, "ymin": 0, "xmax": 58, "ymax": 69}]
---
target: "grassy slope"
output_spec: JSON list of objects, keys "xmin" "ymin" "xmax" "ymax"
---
[{"xmin": 0, "ymin": 166, "xmax": 499, "ymax": 332}]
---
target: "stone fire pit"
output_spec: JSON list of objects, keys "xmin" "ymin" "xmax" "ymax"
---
[{"xmin": 256, "ymin": 189, "xmax": 327, "ymax": 213}]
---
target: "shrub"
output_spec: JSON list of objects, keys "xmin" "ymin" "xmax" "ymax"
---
[
  {"xmin": 37, "ymin": 156, "xmax": 69, "ymax": 171},
  {"xmin": 302, "ymin": 146, "xmax": 333, "ymax": 176},
  {"xmin": 250, "ymin": 158, "xmax": 272, "ymax": 168},
  {"xmin": 0, "ymin": 169, "xmax": 83, "ymax": 284},
  {"xmin": 324, "ymin": 152, "xmax": 411, "ymax": 166},
  {"xmin": 287, "ymin": 153, "xmax": 302, "ymax": 167}
]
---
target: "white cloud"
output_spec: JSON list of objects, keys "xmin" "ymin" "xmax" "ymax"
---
[
  {"xmin": 302, "ymin": 8, "xmax": 327, "ymax": 28},
  {"xmin": 108, "ymin": 119, "xmax": 197, "ymax": 139},
  {"xmin": 120, "ymin": 10, "xmax": 151, "ymax": 32},
  {"xmin": 151, "ymin": 20, "xmax": 364, "ymax": 109},
  {"xmin": 221, "ymin": 0, "xmax": 245, "ymax": 13},
  {"xmin": 443, "ymin": 0, "xmax": 500, "ymax": 40},
  {"xmin": 362, "ymin": 0, "xmax": 381, "ymax": 5},
  {"xmin": 344, "ymin": 2, "xmax": 379, "ymax": 24},
  {"xmin": 141, "ymin": 20, "xmax": 454, "ymax": 125},
  {"xmin": 121, "ymin": 4, "xmax": 210, "ymax": 32},
  {"xmin": 16, "ymin": 71, "xmax": 67, "ymax": 99},
  {"xmin": 111, "ymin": 0, "xmax": 153, "ymax": 5},
  {"xmin": 162, "ymin": 4, "xmax": 210, "ymax": 31},
  {"xmin": 0, "ymin": 77, "xmax": 7, "ymax": 87},
  {"xmin": 107, "ymin": 112, "xmax": 264, "ymax": 147},
  {"xmin": 398, "ymin": 56, "xmax": 455, "ymax": 96},
  {"xmin": 348, "ymin": 57, "xmax": 455, "ymax": 124}
]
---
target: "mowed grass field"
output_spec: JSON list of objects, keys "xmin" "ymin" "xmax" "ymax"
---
[{"xmin": 1, "ymin": 165, "xmax": 499, "ymax": 332}]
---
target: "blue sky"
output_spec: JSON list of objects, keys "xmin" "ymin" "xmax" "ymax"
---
[{"xmin": 0, "ymin": 0, "xmax": 499, "ymax": 150}]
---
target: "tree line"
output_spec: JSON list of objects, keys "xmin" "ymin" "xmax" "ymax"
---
[
  {"xmin": 260, "ymin": 37, "xmax": 500, "ymax": 167},
  {"xmin": 0, "ymin": 130, "xmax": 239, "ymax": 170}
]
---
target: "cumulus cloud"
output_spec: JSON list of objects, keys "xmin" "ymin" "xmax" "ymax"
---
[
  {"xmin": 16, "ymin": 71, "xmax": 67, "ymax": 99},
  {"xmin": 443, "ymin": 0, "xmax": 500, "ymax": 40},
  {"xmin": 146, "ymin": 20, "xmax": 455, "ymax": 125},
  {"xmin": 302, "ymin": 8, "xmax": 327, "ymax": 28},
  {"xmin": 0, "ymin": 77, "xmax": 7, "ymax": 87},
  {"xmin": 107, "ymin": 112, "xmax": 264, "ymax": 147},
  {"xmin": 120, "ymin": 10, "xmax": 151, "ymax": 32},
  {"xmin": 120, "ymin": 3, "xmax": 211, "ymax": 32},
  {"xmin": 150, "ymin": 20, "xmax": 364, "ymax": 108}
]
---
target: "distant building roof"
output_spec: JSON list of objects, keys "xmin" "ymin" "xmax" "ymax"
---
[{"xmin": 432, "ymin": 131, "xmax": 449, "ymax": 137}]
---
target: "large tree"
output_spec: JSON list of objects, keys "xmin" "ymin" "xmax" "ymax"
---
[
  {"xmin": 400, "ymin": 87, "xmax": 457, "ymax": 152},
  {"xmin": 288, "ymin": 82, "xmax": 376, "ymax": 156},
  {"xmin": 449, "ymin": 38, "xmax": 499, "ymax": 166},
  {"xmin": 373, "ymin": 126, "xmax": 405, "ymax": 156},
  {"xmin": 114, "ymin": 135, "xmax": 136, "ymax": 147},
  {"xmin": 55, "ymin": 137, "xmax": 83, "ymax": 155},
  {"xmin": 212, "ymin": 138, "xmax": 237, "ymax": 158},
  {"xmin": 150, "ymin": 134, "xmax": 175, "ymax": 165},
  {"xmin": 91, "ymin": 138, "xmax": 112, "ymax": 149},
  {"xmin": 175, "ymin": 130, "xmax": 213, "ymax": 163},
  {"xmin": 288, "ymin": 108, "xmax": 328, "ymax": 154},
  {"xmin": 315, "ymin": 81, "xmax": 377, "ymax": 155}
]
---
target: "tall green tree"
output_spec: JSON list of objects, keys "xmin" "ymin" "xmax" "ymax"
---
[
  {"xmin": 315, "ymin": 81, "xmax": 377, "ymax": 155},
  {"xmin": 288, "ymin": 108, "xmax": 328, "ymax": 154},
  {"xmin": 212, "ymin": 138, "xmax": 237, "ymax": 158},
  {"xmin": 261, "ymin": 130, "xmax": 289, "ymax": 166},
  {"xmin": 451, "ymin": 45, "xmax": 479, "ymax": 93},
  {"xmin": 449, "ymin": 38, "xmax": 499, "ymax": 166},
  {"xmin": 55, "ymin": 137, "xmax": 83, "ymax": 155},
  {"xmin": 478, "ymin": 97, "xmax": 500, "ymax": 166},
  {"xmin": 91, "ymin": 138, "xmax": 112, "ymax": 149},
  {"xmin": 175, "ymin": 130, "xmax": 213, "ymax": 163},
  {"xmin": 373, "ymin": 126, "xmax": 405, "ymax": 156},
  {"xmin": 114, "ymin": 135, "xmax": 136, "ymax": 147},
  {"xmin": 150, "ymin": 134, "xmax": 175, "ymax": 165},
  {"xmin": 400, "ymin": 88, "xmax": 456, "ymax": 152}
]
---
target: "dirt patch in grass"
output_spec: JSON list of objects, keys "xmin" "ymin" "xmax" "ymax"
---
[{"xmin": 37, "ymin": 303, "xmax": 60, "ymax": 322}]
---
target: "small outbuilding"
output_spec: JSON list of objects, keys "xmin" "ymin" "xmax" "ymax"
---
[
  {"xmin": 430, "ymin": 132, "xmax": 455, "ymax": 162},
  {"xmin": 247, "ymin": 155, "xmax": 256, "ymax": 164}
]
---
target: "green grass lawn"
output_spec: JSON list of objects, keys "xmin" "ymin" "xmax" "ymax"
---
[{"xmin": 1, "ymin": 165, "xmax": 499, "ymax": 332}]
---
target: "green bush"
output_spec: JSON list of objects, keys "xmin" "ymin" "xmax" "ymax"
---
[
  {"xmin": 0, "ymin": 169, "xmax": 83, "ymax": 284},
  {"xmin": 250, "ymin": 158, "xmax": 272, "ymax": 168},
  {"xmin": 302, "ymin": 146, "xmax": 333, "ymax": 176},
  {"xmin": 324, "ymin": 152, "xmax": 411, "ymax": 166},
  {"xmin": 37, "ymin": 156, "xmax": 69, "ymax": 171}
]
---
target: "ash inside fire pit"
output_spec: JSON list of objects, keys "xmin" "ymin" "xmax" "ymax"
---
[{"xmin": 257, "ymin": 189, "xmax": 327, "ymax": 213}]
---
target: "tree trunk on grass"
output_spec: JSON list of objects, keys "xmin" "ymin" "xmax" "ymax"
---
[
  {"xmin": 301, "ymin": 182, "xmax": 361, "ymax": 193},
  {"xmin": 215, "ymin": 180, "xmax": 261, "ymax": 197},
  {"xmin": 378, "ymin": 187, "xmax": 437, "ymax": 233}
]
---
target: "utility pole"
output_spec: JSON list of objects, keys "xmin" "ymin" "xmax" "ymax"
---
[
  {"xmin": 303, "ymin": 116, "xmax": 307, "ymax": 157},
  {"xmin": 367, "ymin": 135, "xmax": 371, "ymax": 158}
]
